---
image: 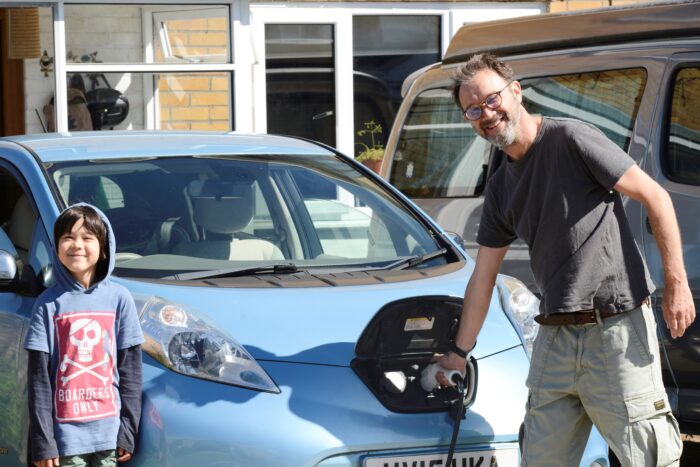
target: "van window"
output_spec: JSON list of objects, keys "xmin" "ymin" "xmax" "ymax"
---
[
  {"xmin": 521, "ymin": 68, "xmax": 647, "ymax": 152},
  {"xmin": 390, "ymin": 68, "xmax": 646, "ymax": 200},
  {"xmin": 665, "ymin": 67, "xmax": 700, "ymax": 186},
  {"xmin": 389, "ymin": 88, "xmax": 490, "ymax": 198}
]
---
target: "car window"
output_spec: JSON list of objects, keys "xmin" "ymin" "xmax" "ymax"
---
[
  {"xmin": 388, "ymin": 88, "xmax": 491, "ymax": 199},
  {"xmin": 0, "ymin": 168, "xmax": 37, "ymax": 266},
  {"xmin": 300, "ymin": 192, "xmax": 395, "ymax": 259},
  {"xmin": 390, "ymin": 68, "xmax": 647, "ymax": 199},
  {"xmin": 521, "ymin": 68, "xmax": 647, "ymax": 151},
  {"xmin": 47, "ymin": 155, "xmax": 443, "ymax": 278},
  {"xmin": 665, "ymin": 66, "xmax": 700, "ymax": 186}
]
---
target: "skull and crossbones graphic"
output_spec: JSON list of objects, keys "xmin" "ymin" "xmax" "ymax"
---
[{"xmin": 60, "ymin": 318, "xmax": 110, "ymax": 384}]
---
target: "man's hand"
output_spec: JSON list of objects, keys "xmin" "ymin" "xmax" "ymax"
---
[
  {"xmin": 434, "ymin": 352, "xmax": 466, "ymax": 387},
  {"xmin": 34, "ymin": 458, "xmax": 59, "ymax": 467},
  {"xmin": 663, "ymin": 281, "xmax": 696, "ymax": 338},
  {"xmin": 117, "ymin": 448, "xmax": 132, "ymax": 463}
]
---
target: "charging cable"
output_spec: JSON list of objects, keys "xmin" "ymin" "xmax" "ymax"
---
[
  {"xmin": 445, "ymin": 374, "xmax": 466, "ymax": 467},
  {"xmin": 420, "ymin": 362, "xmax": 474, "ymax": 465}
]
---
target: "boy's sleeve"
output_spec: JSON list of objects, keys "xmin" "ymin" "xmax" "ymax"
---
[
  {"xmin": 116, "ymin": 345, "xmax": 142, "ymax": 453},
  {"xmin": 117, "ymin": 291, "xmax": 144, "ymax": 350},
  {"xmin": 27, "ymin": 350, "xmax": 58, "ymax": 462},
  {"xmin": 24, "ymin": 302, "xmax": 50, "ymax": 352}
]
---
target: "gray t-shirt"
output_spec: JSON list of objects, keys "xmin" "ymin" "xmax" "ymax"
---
[{"xmin": 477, "ymin": 117, "xmax": 654, "ymax": 314}]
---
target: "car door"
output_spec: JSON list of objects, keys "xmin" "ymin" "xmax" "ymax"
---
[
  {"xmin": 0, "ymin": 159, "xmax": 55, "ymax": 466},
  {"xmin": 643, "ymin": 53, "xmax": 700, "ymax": 426}
]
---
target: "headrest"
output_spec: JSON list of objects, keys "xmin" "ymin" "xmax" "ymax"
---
[
  {"xmin": 188, "ymin": 179, "xmax": 255, "ymax": 234},
  {"xmin": 8, "ymin": 195, "xmax": 36, "ymax": 250}
]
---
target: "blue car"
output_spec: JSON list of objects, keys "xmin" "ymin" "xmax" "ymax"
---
[{"xmin": 0, "ymin": 132, "xmax": 608, "ymax": 466}]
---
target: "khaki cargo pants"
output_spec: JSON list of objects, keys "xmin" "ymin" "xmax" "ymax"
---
[{"xmin": 521, "ymin": 303, "xmax": 682, "ymax": 467}]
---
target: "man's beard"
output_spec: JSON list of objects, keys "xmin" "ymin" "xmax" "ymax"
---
[{"xmin": 480, "ymin": 107, "xmax": 520, "ymax": 149}]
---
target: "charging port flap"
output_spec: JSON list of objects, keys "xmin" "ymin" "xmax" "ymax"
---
[{"xmin": 351, "ymin": 295, "xmax": 478, "ymax": 413}]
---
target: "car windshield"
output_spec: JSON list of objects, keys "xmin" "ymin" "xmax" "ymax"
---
[{"xmin": 46, "ymin": 154, "xmax": 444, "ymax": 279}]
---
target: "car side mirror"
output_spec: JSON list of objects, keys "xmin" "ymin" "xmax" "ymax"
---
[
  {"xmin": 0, "ymin": 250, "xmax": 17, "ymax": 282},
  {"xmin": 0, "ymin": 227, "xmax": 19, "ymax": 284},
  {"xmin": 445, "ymin": 231, "xmax": 469, "ymax": 253},
  {"xmin": 0, "ymin": 228, "xmax": 41, "ymax": 296}
]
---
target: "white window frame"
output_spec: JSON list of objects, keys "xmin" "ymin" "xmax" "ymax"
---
[
  {"xmin": 49, "ymin": 0, "xmax": 252, "ymax": 133},
  {"xmin": 39, "ymin": 0, "xmax": 544, "ymax": 135},
  {"xmin": 142, "ymin": 5, "xmax": 236, "ymax": 130},
  {"xmin": 251, "ymin": 3, "xmax": 451, "ymax": 159}
]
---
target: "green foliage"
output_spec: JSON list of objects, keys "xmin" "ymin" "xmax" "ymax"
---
[{"xmin": 355, "ymin": 120, "xmax": 385, "ymax": 162}]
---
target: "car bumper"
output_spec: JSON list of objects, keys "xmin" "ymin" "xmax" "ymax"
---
[{"xmin": 134, "ymin": 347, "xmax": 608, "ymax": 466}]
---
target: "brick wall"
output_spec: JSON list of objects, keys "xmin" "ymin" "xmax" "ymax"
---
[
  {"xmin": 548, "ymin": 0, "xmax": 650, "ymax": 13},
  {"xmin": 158, "ymin": 73, "xmax": 230, "ymax": 131},
  {"xmin": 156, "ymin": 16, "xmax": 231, "ymax": 131}
]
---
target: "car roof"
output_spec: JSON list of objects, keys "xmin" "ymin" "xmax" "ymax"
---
[
  {"xmin": 5, "ymin": 131, "xmax": 334, "ymax": 162},
  {"xmin": 443, "ymin": 0, "xmax": 700, "ymax": 64}
]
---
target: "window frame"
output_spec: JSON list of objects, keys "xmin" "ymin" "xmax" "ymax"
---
[
  {"xmin": 661, "ymin": 63, "xmax": 700, "ymax": 187},
  {"xmin": 50, "ymin": 1, "xmax": 246, "ymax": 132}
]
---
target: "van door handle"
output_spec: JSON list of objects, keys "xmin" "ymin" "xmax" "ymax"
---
[{"xmin": 646, "ymin": 216, "xmax": 652, "ymax": 234}]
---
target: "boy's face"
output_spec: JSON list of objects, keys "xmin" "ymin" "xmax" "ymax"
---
[{"xmin": 57, "ymin": 217, "xmax": 101, "ymax": 286}]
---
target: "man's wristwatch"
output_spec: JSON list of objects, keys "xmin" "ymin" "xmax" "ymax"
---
[{"xmin": 451, "ymin": 341, "xmax": 473, "ymax": 359}]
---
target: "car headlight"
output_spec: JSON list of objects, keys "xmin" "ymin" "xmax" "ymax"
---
[
  {"xmin": 495, "ymin": 275, "xmax": 540, "ymax": 357},
  {"xmin": 135, "ymin": 295, "xmax": 280, "ymax": 393}
]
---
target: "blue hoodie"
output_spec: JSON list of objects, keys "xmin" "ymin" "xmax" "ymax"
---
[{"xmin": 24, "ymin": 203, "xmax": 144, "ymax": 459}]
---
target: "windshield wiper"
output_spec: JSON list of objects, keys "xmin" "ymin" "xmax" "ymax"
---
[
  {"xmin": 382, "ymin": 248, "xmax": 448, "ymax": 271},
  {"xmin": 167, "ymin": 263, "xmax": 303, "ymax": 281}
]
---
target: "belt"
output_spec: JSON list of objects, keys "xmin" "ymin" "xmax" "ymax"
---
[{"xmin": 534, "ymin": 297, "xmax": 650, "ymax": 326}]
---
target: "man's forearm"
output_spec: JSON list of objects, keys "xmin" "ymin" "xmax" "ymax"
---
[
  {"xmin": 454, "ymin": 273, "xmax": 494, "ymax": 352},
  {"xmin": 646, "ymin": 189, "xmax": 687, "ymax": 285},
  {"xmin": 454, "ymin": 246, "xmax": 508, "ymax": 352}
]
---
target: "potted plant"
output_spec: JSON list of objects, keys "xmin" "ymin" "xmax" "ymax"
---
[{"xmin": 355, "ymin": 120, "xmax": 384, "ymax": 174}]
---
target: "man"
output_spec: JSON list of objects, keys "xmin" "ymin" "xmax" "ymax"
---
[{"xmin": 436, "ymin": 53, "xmax": 695, "ymax": 466}]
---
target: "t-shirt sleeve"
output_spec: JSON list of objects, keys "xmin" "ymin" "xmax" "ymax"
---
[
  {"xmin": 476, "ymin": 180, "xmax": 517, "ymax": 248},
  {"xmin": 117, "ymin": 291, "xmax": 144, "ymax": 350},
  {"xmin": 24, "ymin": 302, "xmax": 50, "ymax": 353},
  {"xmin": 571, "ymin": 122, "xmax": 636, "ymax": 191}
]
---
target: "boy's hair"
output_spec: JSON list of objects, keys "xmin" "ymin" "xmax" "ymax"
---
[
  {"xmin": 54, "ymin": 205, "xmax": 109, "ymax": 278},
  {"xmin": 450, "ymin": 53, "xmax": 515, "ymax": 107}
]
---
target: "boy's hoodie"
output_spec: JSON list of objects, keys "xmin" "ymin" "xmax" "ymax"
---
[{"xmin": 24, "ymin": 203, "xmax": 144, "ymax": 460}]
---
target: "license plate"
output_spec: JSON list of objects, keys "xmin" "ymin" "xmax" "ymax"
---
[{"xmin": 363, "ymin": 448, "xmax": 519, "ymax": 467}]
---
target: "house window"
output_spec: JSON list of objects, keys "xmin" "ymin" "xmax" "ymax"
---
[
  {"xmin": 265, "ymin": 23, "xmax": 336, "ymax": 148},
  {"xmin": 44, "ymin": 4, "xmax": 235, "ymax": 132},
  {"xmin": 352, "ymin": 15, "xmax": 440, "ymax": 157},
  {"xmin": 153, "ymin": 7, "xmax": 230, "ymax": 64}
]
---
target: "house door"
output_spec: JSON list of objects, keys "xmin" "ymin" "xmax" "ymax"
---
[{"xmin": 0, "ymin": 9, "xmax": 26, "ymax": 136}]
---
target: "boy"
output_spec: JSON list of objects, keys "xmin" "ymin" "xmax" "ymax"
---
[{"xmin": 24, "ymin": 204, "xmax": 144, "ymax": 466}]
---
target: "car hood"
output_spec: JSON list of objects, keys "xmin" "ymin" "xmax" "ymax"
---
[{"xmin": 118, "ymin": 264, "xmax": 523, "ymax": 366}]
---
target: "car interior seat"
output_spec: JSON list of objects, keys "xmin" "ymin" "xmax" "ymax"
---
[
  {"xmin": 8, "ymin": 194, "xmax": 37, "ymax": 265},
  {"xmin": 173, "ymin": 179, "xmax": 285, "ymax": 261}
]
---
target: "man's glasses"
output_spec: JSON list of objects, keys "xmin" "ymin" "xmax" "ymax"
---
[{"xmin": 463, "ymin": 81, "xmax": 513, "ymax": 121}]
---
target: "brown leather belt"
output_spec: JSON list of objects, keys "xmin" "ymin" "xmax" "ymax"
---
[{"xmin": 534, "ymin": 297, "xmax": 651, "ymax": 326}]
